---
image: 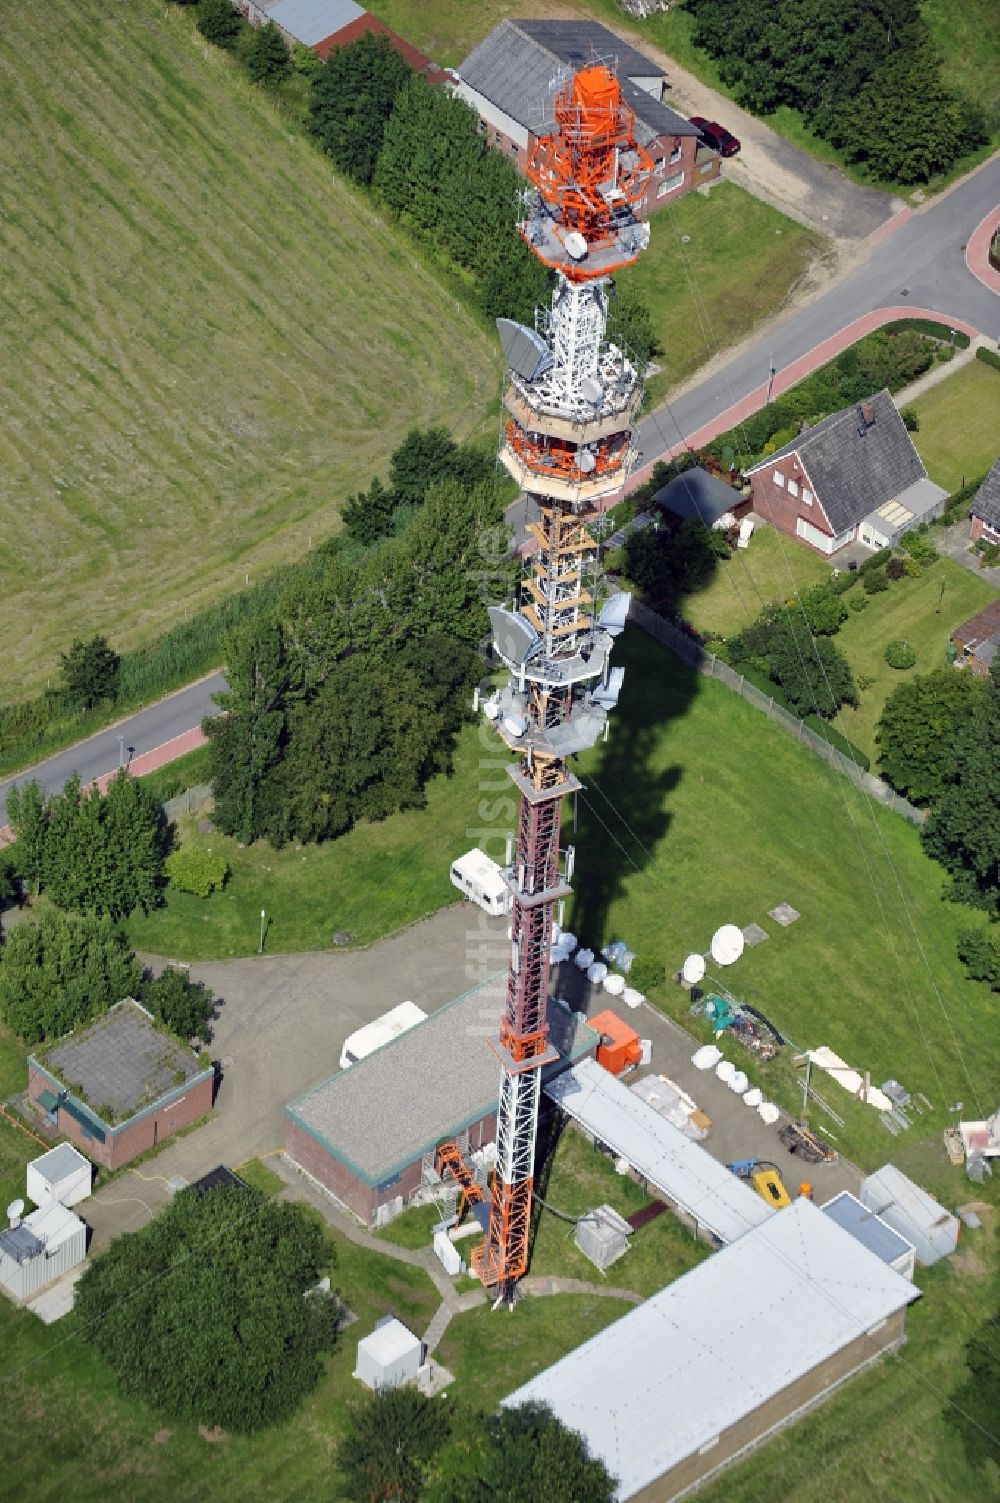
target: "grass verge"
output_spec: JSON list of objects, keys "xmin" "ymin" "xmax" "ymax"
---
[{"xmin": 910, "ymin": 361, "xmax": 1000, "ymax": 493}]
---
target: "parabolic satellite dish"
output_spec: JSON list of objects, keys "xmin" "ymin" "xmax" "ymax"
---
[
  {"xmin": 681, "ymin": 952, "xmax": 706, "ymax": 985},
  {"xmin": 710, "ymin": 924, "xmax": 745, "ymax": 967},
  {"xmin": 577, "ymin": 449, "xmax": 597, "ymax": 473},
  {"xmin": 6, "ymin": 1198, "xmax": 25, "ymax": 1223},
  {"xmin": 564, "ymin": 230, "xmax": 588, "ymax": 260}
]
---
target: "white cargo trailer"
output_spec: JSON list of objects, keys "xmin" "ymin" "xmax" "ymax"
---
[{"xmin": 450, "ymin": 848, "xmax": 511, "ymax": 916}]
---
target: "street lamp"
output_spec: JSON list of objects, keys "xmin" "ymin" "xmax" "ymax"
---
[
  {"xmin": 766, "ymin": 357, "xmax": 776, "ymax": 404},
  {"xmin": 118, "ymin": 734, "xmax": 125, "ymax": 770},
  {"xmin": 259, "ymin": 908, "xmax": 266, "ymax": 954}
]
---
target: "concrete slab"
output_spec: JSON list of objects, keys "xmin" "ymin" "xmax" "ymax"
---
[
  {"xmin": 742, "ymin": 923, "xmax": 769, "ymax": 947},
  {"xmin": 768, "ymin": 903, "xmax": 801, "ymax": 927},
  {"xmin": 25, "ymin": 1265, "xmax": 85, "ymax": 1324}
]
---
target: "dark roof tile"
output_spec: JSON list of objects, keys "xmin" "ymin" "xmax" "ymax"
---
[{"xmin": 973, "ymin": 457, "xmax": 1000, "ymax": 528}]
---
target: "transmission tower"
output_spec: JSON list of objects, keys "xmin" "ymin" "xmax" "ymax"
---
[{"xmin": 472, "ymin": 64, "xmax": 655, "ymax": 1304}]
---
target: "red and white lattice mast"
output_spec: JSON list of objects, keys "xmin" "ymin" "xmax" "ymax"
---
[{"xmin": 473, "ymin": 65, "xmax": 654, "ymax": 1303}]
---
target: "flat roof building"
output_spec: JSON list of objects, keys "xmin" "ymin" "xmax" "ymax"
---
[
  {"xmin": 28, "ymin": 1000, "xmax": 214, "ymax": 1172},
  {"xmin": 504, "ymin": 1197, "xmax": 920, "ymax": 1501},
  {"xmin": 822, "ymin": 1189, "xmax": 916, "ymax": 1279},
  {"xmin": 26, "ymin": 1142, "xmax": 92, "ymax": 1209},
  {"xmin": 285, "ymin": 978, "xmax": 598, "ymax": 1224}
]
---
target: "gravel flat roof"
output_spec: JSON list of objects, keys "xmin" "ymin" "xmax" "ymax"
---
[
  {"xmin": 42, "ymin": 1000, "xmax": 204, "ymax": 1123},
  {"xmin": 287, "ymin": 976, "xmax": 598, "ymax": 1185}
]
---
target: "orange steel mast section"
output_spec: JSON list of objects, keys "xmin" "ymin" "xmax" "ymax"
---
[{"xmin": 473, "ymin": 64, "xmax": 653, "ymax": 1304}]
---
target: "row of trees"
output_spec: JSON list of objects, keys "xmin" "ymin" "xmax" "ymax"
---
[
  {"xmin": 343, "ymin": 424, "xmax": 495, "ymax": 546},
  {"xmin": 206, "ymin": 435, "xmax": 512, "ymax": 846},
  {"xmin": 684, "ymin": 0, "xmax": 988, "ymax": 183},
  {"xmin": 0, "ymin": 909, "xmax": 216, "ymax": 1044},
  {"xmin": 8, "ymin": 769, "xmax": 166, "ymax": 919},
  {"xmin": 308, "ymin": 35, "xmax": 657, "ymax": 365}
]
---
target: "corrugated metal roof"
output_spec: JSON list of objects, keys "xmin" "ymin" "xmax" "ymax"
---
[
  {"xmin": 286, "ymin": 980, "xmax": 598, "ymax": 1185},
  {"xmin": 974, "ymin": 456, "xmax": 1000, "ymax": 528},
  {"xmin": 860, "ymin": 1164, "xmax": 956, "ymax": 1236},
  {"xmin": 266, "ymin": 0, "xmax": 364, "ymax": 47},
  {"xmin": 822, "ymin": 1191, "xmax": 914, "ymax": 1265},
  {"xmin": 544, "ymin": 1058, "xmax": 772, "ymax": 1245},
  {"xmin": 503, "ymin": 1197, "xmax": 920, "ymax": 1499}
]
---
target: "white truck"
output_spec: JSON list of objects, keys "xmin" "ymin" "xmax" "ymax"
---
[{"xmin": 339, "ymin": 1001, "xmax": 427, "ymax": 1071}]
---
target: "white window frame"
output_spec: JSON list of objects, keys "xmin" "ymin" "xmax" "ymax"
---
[
  {"xmin": 656, "ymin": 170, "xmax": 684, "ymax": 198},
  {"xmin": 669, "ymin": 142, "xmax": 682, "ymax": 164},
  {"xmin": 802, "ymin": 488, "xmax": 813, "ymax": 506},
  {"xmin": 773, "ymin": 470, "xmax": 786, "ymax": 488},
  {"xmin": 787, "ymin": 478, "xmax": 799, "ymax": 498}
]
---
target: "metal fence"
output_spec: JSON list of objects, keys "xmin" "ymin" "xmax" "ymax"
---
[
  {"xmin": 161, "ymin": 783, "xmax": 213, "ymax": 821},
  {"xmin": 629, "ymin": 599, "xmax": 927, "ymax": 826}
]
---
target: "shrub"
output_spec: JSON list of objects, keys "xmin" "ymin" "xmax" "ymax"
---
[
  {"xmin": 243, "ymin": 19, "xmax": 290, "ymax": 84},
  {"xmin": 830, "ymin": 570, "xmax": 858, "ymax": 594},
  {"xmin": 885, "ymin": 639, "xmax": 917, "ymax": 669},
  {"xmin": 900, "ymin": 530, "xmax": 938, "ymax": 564},
  {"xmin": 886, "ymin": 556, "xmax": 906, "ymax": 580},
  {"xmin": 803, "ymin": 715, "xmax": 870, "ymax": 769},
  {"xmin": 849, "ymin": 593, "xmax": 869, "ymax": 611},
  {"xmin": 165, "ymin": 845, "xmax": 230, "ymax": 898},
  {"xmin": 900, "ymin": 406, "xmax": 920, "ymax": 431},
  {"xmin": 60, "ymin": 634, "xmax": 120, "ymax": 710},
  {"xmin": 956, "ymin": 927, "xmax": 1000, "ymax": 989},
  {"xmin": 858, "ymin": 547, "xmax": 892, "ymax": 575},
  {"xmin": 902, "ymin": 554, "xmax": 923, "ymax": 577},
  {"xmin": 863, "ymin": 568, "xmax": 889, "ymax": 594},
  {"xmin": 856, "ymin": 672, "xmax": 876, "ymax": 691},
  {"xmin": 630, "ymin": 957, "xmax": 667, "ymax": 994},
  {"xmin": 196, "ymin": 0, "xmax": 244, "ymax": 48},
  {"xmin": 980, "ymin": 542, "xmax": 1000, "ymax": 569},
  {"xmin": 976, "ymin": 346, "xmax": 1000, "ymax": 372}
]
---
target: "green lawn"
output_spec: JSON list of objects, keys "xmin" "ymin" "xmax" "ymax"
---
[
  {"xmin": 833, "ymin": 559, "xmax": 998, "ymax": 761},
  {"xmin": 910, "ymin": 361, "xmax": 1000, "ymax": 492},
  {"xmin": 375, "ymin": 1202, "xmax": 444, "ymax": 1250},
  {"xmin": 681, "ymin": 522, "xmax": 832, "ymax": 639},
  {"xmin": 233, "ymin": 1156, "xmax": 285, "ymax": 1198},
  {"xmin": 568, "ymin": 628, "xmax": 999, "ymax": 1171},
  {"xmin": 529, "ymin": 1124, "xmax": 709, "ymax": 1297},
  {"xmin": 922, "ymin": 0, "xmax": 1000, "ymax": 131},
  {"xmin": 0, "ymin": 0, "xmax": 496, "ymax": 701},
  {"xmin": 618, "ymin": 182, "xmax": 826, "ymax": 405}
]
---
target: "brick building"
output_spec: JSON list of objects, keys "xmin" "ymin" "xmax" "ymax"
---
[
  {"xmin": 951, "ymin": 598, "xmax": 1000, "ymax": 676},
  {"xmin": 970, "ymin": 457, "xmax": 1000, "ymax": 546},
  {"xmin": 285, "ymin": 975, "xmax": 597, "ymax": 1225},
  {"xmin": 453, "ymin": 21, "xmax": 717, "ymax": 213},
  {"xmin": 241, "ymin": 0, "xmax": 449, "ymax": 79},
  {"xmin": 28, "ymin": 999, "xmax": 214, "ymax": 1172},
  {"xmin": 746, "ymin": 389, "xmax": 947, "ymax": 556}
]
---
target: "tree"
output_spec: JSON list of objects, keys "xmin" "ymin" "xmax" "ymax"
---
[
  {"xmin": 607, "ymin": 284, "xmax": 658, "ymax": 374},
  {"xmin": 196, "ymin": 0, "xmax": 244, "ymax": 49},
  {"xmin": 921, "ymin": 664, "xmax": 1000, "ymax": 910},
  {"xmin": 243, "ymin": 20, "xmax": 290, "ymax": 85},
  {"xmin": 6, "ymin": 779, "xmax": 48, "ymax": 891},
  {"xmin": 76, "ymin": 1187, "xmax": 340, "ymax": 1431},
  {"xmin": 207, "ymin": 615, "xmax": 295, "ymax": 845},
  {"xmin": 59, "ymin": 634, "xmax": 120, "ymax": 710},
  {"xmin": 337, "ymin": 1387, "xmax": 451, "ymax": 1503},
  {"xmin": 139, "ymin": 965, "xmax": 216, "ymax": 1041},
  {"xmin": 797, "ymin": 583, "xmax": 848, "ymax": 636},
  {"xmin": 0, "ymin": 910, "xmax": 140, "ymax": 1043},
  {"xmin": 309, "ymin": 33, "xmax": 411, "ymax": 184},
  {"xmin": 164, "ymin": 844, "xmax": 230, "ymax": 898},
  {"xmin": 768, "ymin": 623, "xmax": 858, "ymax": 718},
  {"xmin": 956, "ymin": 926, "xmax": 1000, "ymax": 990},
  {"xmin": 952, "ymin": 1307, "xmax": 1000, "ymax": 1471},
  {"xmin": 876, "ymin": 669, "xmax": 984, "ymax": 803},
  {"xmin": 437, "ymin": 1401, "xmax": 617, "ymax": 1503}
]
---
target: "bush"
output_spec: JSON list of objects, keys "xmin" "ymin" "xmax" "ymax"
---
[
  {"xmin": 165, "ymin": 845, "xmax": 230, "ymax": 898},
  {"xmin": 243, "ymin": 20, "xmax": 290, "ymax": 85},
  {"xmin": 849, "ymin": 593, "xmax": 869, "ymax": 611},
  {"xmin": 60, "ymin": 634, "xmax": 120, "ymax": 710},
  {"xmin": 863, "ymin": 568, "xmax": 889, "ymax": 594},
  {"xmin": 902, "ymin": 554, "xmax": 923, "ymax": 577},
  {"xmin": 196, "ymin": 0, "xmax": 244, "ymax": 48},
  {"xmin": 886, "ymin": 556, "xmax": 906, "ymax": 580},
  {"xmin": 975, "ymin": 345, "xmax": 1000, "ymax": 372},
  {"xmin": 900, "ymin": 406, "xmax": 920, "ymax": 431},
  {"xmin": 956, "ymin": 926, "xmax": 1000, "ymax": 989},
  {"xmin": 885, "ymin": 639, "xmax": 917, "ymax": 669},
  {"xmin": 856, "ymin": 672, "xmax": 876, "ymax": 691},
  {"xmin": 858, "ymin": 547, "xmax": 892, "ymax": 575},
  {"xmin": 139, "ymin": 966, "xmax": 216, "ymax": 1042},
  {"xmin": 630, "ymin": 957, "xmax": 667, "ymax": 993},
  {"xmin": 900, "ymin": 530, "xmax": 938, "ymax": 564},
  {"xmin": 830, "ymin": 570, "xmax": 859, "ymax": 594}
]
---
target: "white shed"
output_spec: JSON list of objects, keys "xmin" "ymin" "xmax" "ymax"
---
[
  {"xmin": 450, "ymin": 848, "xmax": 512, "ymax": 916},
  {"xmin": 0, "ymin": 1201, "xmax": 87, "ymax": 1302},
  {"xmin": 859, "ymin": 1164, "xmax": 959, "ymax": 1266},
  {"xmin": 355, "ymin": 1316, "xmax": 425, "ymax": 1390},
  {"xmin": 27, "ymin": 1143, "xmax": 92, "ymax": 1208}
]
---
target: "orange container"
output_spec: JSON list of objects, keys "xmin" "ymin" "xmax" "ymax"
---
[{"xmin": 591, "ymin": 1009, "xmax": 642, "ymax": 1076}]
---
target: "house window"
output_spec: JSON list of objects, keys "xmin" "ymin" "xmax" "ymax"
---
[
  {"xmin": 773, "ymin": 470, "xmax": 786, "ymax": 488},
  {"xmin": 654, "ymin": 157, "xmax": 665, "ymax": 173},
  {"xmin": 656, "ymin": 171, "xmax": 684, "ymax": 198},
  {"xmin": 669, "ymin": 142, "xmax": 682, "ymax": 164},
  {"xmin": 982, "ymin": 519, "xmax": 1000, "ymax": 542},
  {"xmin": 787, "ymin": 479, "xmax": 799, "ymax": 498},
  {"xmin": 802, "ymin": 488, "xmax": 813, "ymax": 506}
]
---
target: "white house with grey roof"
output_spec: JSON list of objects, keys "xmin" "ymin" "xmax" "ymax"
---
[
  {"xmin": 453, "ymin": 21, "xmax": 717, "ymax": 212},
  {"xmin": 747, "ymin": 388, "xmax": 948, "ymax": 556}
]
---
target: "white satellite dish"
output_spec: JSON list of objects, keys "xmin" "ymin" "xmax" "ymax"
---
[
  {"xmin": 580, "ymin": 375, "xmax": 604, "ymax": 406},
  {"xmin": 681, "ymin": 952, "xmax": 706, "ymax": 985},
  {"xmin": 577, "ymin": 449, "xmax": 597, "ymax": 473},
  {"xmin": 564, "ymin": 230, "xmax": 588, "ymax": 260},
  {"xmin": 710, "ymin": 924, "xmax": 745, "ymax": 967},
  {"xmin": 6, "ymin": 1198, "xmax": 25, "ymax": 1228}
]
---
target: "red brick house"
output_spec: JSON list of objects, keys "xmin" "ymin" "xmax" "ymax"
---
[
  {"xmin": 746, "ymin": 389, "xmax": 948, "ymax": 556},
  {"xmin": 970, "ymin": 457, "xmax": 1000, "ymax": 547},
  {"xmin": 241, "ymin": 0, "xmax": 449, "ymax": 79},
  {"xmin": 454, "ymin": 20, "xmax": 717, "ymax": 213},
  {"xmin": 951, "ymin": 599, "xmax": 1000, "ymax": 677},
  {"xmin": 27, "ymin": 999, "xmax": 214, "ymax": 1172}
]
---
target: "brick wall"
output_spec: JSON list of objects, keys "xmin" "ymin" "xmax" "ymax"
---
[
  {"xmin": 27, "ymin": 1066, "xmax": 214, "ymax": 1172},
  {"xmin": 749, "ymin": 453, "xmax": 838, "ymax": 549},
  {"xmin": 641, "ymin": 134, "xmax": 713, "ymax": 215},
  {"xmin": 971, "ymin": 513, "xmax": 1000, "ymax": 545}
]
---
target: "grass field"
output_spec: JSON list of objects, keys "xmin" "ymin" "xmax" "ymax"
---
[
  {"xmin": 0, "ymin": 0, "xmax": 496, "ymax": 701},
  {"xmin": 833, "ymin": 559, "xmax": 997, "ymax": 761},
  {"xmin": 922, "ymin": 0, "xmax": 1000, "ymax": 131},
  {"xmin": 911, "ymin": 361, "xmax": 1000, "ymax": 493},
  {"xmin": 617, "ymin": 183, "xmax": 826, "ymax": 405},
  {"xmin": 681, "ymin": 522, "xmax": 832, "ymax": 639}
]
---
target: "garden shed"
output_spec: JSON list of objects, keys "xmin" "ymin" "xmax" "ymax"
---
[
  {"xmin": 26, "ymin": 1143, "xmax": 92, "ymax": 1209},
  {"xmin": 355, "ymin": 1317, "xmax": 424, "ymax": 1391},
  {"xmin": 859, "ymin": 1164, "xmax": 959, "ymax": 1266}
]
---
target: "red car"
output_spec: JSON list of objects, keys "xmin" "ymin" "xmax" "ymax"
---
[{"xmin": 690, "ymin": 116, "xmax": 741, "ymax": 157}]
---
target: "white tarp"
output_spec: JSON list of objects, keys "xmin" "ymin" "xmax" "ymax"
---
[{"xmin": 807, "ymin": 1047, "xmax": 893, "ymax": 1112}]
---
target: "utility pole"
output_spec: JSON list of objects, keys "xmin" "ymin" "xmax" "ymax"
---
[
  {"xmin": 259, "ymin": 908, "xmax": 266, "ymax": 954},
  {"xmin": 118, "ymin": 734, "xmax": 125, "ymax": 770},
  {"xmin": 473, "ymin": 64, "xmax": 652, "ymax": 1306},
  {"xmin": 766, "ymin": 358, "xmax": 776, "ymax": 404}
]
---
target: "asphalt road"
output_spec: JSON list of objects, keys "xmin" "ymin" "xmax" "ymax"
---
[
  {"xmin": 0, "ymin": 672, "xmax": 226, "ymax": 825},
  {"xmin": 635, "ymin": 153, "xmax": 1000, "ymax": 468}
]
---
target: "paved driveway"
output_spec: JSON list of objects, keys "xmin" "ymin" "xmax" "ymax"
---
[
  {"xmin": 82, "ymin": 904, "xmax": 509, "ymax": 1251},
  {"xmin": 935, "ymin": 519, "xmax": 1000, "ymax": 587}
]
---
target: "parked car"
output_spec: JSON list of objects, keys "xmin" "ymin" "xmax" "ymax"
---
[{"xmin": 689, "ymin": 116, "xmax": 741, "ymax": 157}]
